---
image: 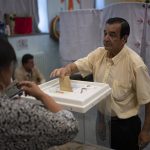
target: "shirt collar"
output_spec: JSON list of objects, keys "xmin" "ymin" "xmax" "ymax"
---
[
  {"xmin": 105, "ymin": 45, "xmax": 127, "ymax": 65},
  {"xmin": 21, "ymin": 66, "xmax": 32, "ymax": 74}
]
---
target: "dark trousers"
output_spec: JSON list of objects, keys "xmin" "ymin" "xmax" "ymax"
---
[{"xmin": 110, "ymin": 115, "xmax": 141, "ymax": 150}]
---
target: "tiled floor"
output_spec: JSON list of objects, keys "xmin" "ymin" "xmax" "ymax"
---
[{"xmin": 48, "ymin": 141, "xmax": 112, "ymax": 150}]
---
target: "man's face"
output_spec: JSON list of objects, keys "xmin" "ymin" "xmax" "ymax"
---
[
  {"xmin": 24, "ymin": 59, "xmax": 34, "ymax": 71},
  {"xmin": 103, "ymin": 23, "xmax": 126, "ymax": 55}
]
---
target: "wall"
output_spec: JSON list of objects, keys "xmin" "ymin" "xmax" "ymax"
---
[{"xmin": 8, "ymin": 34, "xmax": 61, "ymax": 81}]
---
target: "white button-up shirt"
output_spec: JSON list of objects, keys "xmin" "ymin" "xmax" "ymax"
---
[{"xmin": 75, "ymin": 45, "xmax": 150, "ymax": 118}]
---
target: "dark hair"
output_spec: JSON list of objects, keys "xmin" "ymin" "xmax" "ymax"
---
[
  {"xmin": 106, "ymin": 17, "xmax": 130, "ymax": 39},
  {"xmin": 22, "ymin": 54, "xmax": 34, "ymax": 65},
  {"xmin": 0, "ymin": 38, "xmax": 17, "ymax": 70}
]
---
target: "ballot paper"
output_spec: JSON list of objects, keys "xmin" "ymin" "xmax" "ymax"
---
[{"xmin": 59, "ymin": 76, "xmax": 72, "ymax": 92}]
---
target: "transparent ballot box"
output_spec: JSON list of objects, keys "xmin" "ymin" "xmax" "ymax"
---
[{"xmin": 26, "ymin": 79, "xmax": 111, "ymax": 147}]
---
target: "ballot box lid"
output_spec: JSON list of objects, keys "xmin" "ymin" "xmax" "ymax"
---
[{"xmin": 38, "ymin": 79, "xmax": 111, "ymax": 113}]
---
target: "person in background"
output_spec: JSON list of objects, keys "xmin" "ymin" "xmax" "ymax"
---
[
  {"xmin": 14, "ymin": 54, "xmax": 45, "ymax": 85},
  {"xmin": 50, "ymin": 17, "xmax": 150, "ymax": 150},
  {"xmin": 0, "ymin": 38, "xmax": 78, "ymax": 150}
]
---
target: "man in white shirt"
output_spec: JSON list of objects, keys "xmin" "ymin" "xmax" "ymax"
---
[{"xmin": 50, "ymin": 17, "xmax": 150, "ymax": 150}]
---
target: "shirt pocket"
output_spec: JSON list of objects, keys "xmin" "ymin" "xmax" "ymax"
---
[{"xmin": 112, "ymin": 80, "xmax": 132, "ymax": 101}]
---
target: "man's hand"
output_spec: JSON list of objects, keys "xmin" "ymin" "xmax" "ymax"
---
[
  {"xmin": 139, "ymin": 102, "xmax": 150, "ymax": 149},
  {"xmin": 50, "ymin": 63, "xmax": 79, "ymax": 78},
  {"xmin": 50, "ymin": 67, "xmax": 71, "ymax": 78},
  {"xmin": 138, "ymin": 130, "xmax": 150, "ymax": 149}
]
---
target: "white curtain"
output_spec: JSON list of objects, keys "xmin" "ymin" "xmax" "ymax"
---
[
  {"xmin": 80, "ymin": 0, "xmax": 95, "ymax": 9},
  {"xmin": 59, "ymin": 9, "xmax": 102, "ymax": 65},
  {"xmin": 142, "ymin": 3, "xmax": 150, "ymax": 71}
]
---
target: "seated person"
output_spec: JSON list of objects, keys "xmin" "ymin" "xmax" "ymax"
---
[
  {"xmin": 14, "ymin": 54, "xmax": 45, "ymax": 84},
  {"xmin": 0, "ymin": 38, "xmax": 78, "ymax": 150}
]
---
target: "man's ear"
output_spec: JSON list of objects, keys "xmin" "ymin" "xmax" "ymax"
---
[{"xmin": 123, "ymin": 35, "xmax": 128, "ymax": 43}]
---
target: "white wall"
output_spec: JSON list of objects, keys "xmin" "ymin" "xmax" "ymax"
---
[{"xmin": 8, "ymin": 34, "xmax": 61, "ymax": 81}]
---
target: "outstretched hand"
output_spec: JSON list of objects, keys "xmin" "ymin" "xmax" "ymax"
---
[{"xmin": 50, "ymin": 67, "xmax": 71, "ymax": 78}]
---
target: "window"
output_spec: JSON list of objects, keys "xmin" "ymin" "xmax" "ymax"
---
[
  {"xmin": 37, "ymin": 0, "xmax": 49, "ymax": 32},
  {"xmin": 95, "ymin": 0, "xmax": 104, "ymax": 9}
]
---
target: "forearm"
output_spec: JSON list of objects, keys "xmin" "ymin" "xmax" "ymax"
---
[
  {"xmin": 142, "ymin": 102, "xmax": 150, "ymax": 132},
  {"xmin": 39, "ymin": 94, "xmax": 62, "ymax": 112},
  {"xmin": 65, "ymin": 63, "xmax": 79, "ymax": 75}
]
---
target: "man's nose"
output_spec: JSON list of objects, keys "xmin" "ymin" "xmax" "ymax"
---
[{"xmin": 104, "ymin": 34, "xmax": 110, "ymax": 41}]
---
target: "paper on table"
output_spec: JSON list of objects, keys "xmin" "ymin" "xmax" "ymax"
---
[{"xmin": 59, "ymin": 76, "xmax": 72, "ymax": 92}]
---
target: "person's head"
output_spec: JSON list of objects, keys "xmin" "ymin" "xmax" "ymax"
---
[
  {"xmin": 103, "ymin": 17, "xmax": 130, "ymax": 57},
  {"xmin": 22, "ymin": 54, "xmax": 34, "ymax": 72},
  {"xmin": 0, "ymin": 38, "xmax": 17, "ymax": 88}
]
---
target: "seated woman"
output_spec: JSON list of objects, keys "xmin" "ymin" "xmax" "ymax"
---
[{"xmin": 0, "ymin": 38, "xmax": 78, "ymax": 150}]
